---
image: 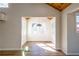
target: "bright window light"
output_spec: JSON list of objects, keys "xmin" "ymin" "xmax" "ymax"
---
[
  {"xmin": 0, "ymin": 3, "xmax": 8, "ymax": 8},
  {"xmin": 76, "ymin": 13, "xmax": 79, "ymax": 32}
]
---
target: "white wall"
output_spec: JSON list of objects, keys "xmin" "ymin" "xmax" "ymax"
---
[
  {"xmin": 21, "ymin": 17, "xmax": 27, "ymax": 47},
  {"xmin": 28, "ymin": 17, "xmax": 54, "ymax": 41},
  {"xmin": 67, "ymin": 12, "xmax": 79, "ymax": 55},
  {"xmin": 61, "ymin": 11, "xmax": 67, "ymax": 54},
  {"xmin": 0, "ymin": 3, "xmax": 61, "ymax": 50},
  {"xmin": 67, "ymin": 13, "xmax": 77, "ymax": 55},
  {"xmin": 50, "ymin": 17, "xmax": 56, "ymax": 48},
  {"xmin": 61, "ymin": 3, "xmax": 79, "ymax": 55}
]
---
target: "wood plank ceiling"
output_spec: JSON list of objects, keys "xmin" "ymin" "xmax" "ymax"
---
[{"xmin": 47, "ymin": 3, "xmax": 71, "ymax": 11}]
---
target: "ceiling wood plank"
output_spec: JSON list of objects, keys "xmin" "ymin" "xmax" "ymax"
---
[{"xmin": 47, "ymin": 3, "xmax": 71, "ymax": 11}]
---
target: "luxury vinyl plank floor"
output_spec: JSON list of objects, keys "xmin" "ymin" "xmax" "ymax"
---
[
  {"xmin": 22, "ymin": 41, "xmax": 65, "ymax": 56},
  {"xmin": 0, "ymin": 41, "xmax": 65, "ymax": 56}
]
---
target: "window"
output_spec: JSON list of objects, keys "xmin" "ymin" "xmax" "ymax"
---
[
  {"xmin": 76, "ymin": 13, "xmax": 79, "ymax": 32},
  {"xmin": 32, "ymin": 23, "xmax": 43, "ymax": 31},
  {"xmin": 31, "ymin": 23, "xmax": 46, "ymax": 34},
  {"xmin": 0, "ymin": 3, "xmax": 8, "ymax": 8}
]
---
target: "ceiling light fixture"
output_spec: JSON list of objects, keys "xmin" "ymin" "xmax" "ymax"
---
[
  {"xmin": 25, "ymin": 17, "xmax": 30, "ymax": 20},
  {"xmin": 47, "ymin": 16, "xmax": 52, "ymax": 20}
]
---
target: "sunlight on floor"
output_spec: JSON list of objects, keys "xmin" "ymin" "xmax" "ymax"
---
[
  {"xmin": 36, "ymin": 43, "xmax": 47, "ymax": 47},
  {"xmin": 36, "ymin": 43, "xmax": 56, "ymax": 52},
  {"xmin": 21, "ymin": 42, "xmax": 64, "ymax": 56},
  {"xmin": 22, "ymin": 51, "xmax": 25, "ymax": 56},
  {"xmin": 25, "ymin": 46, "xmax": 29, "ymax": 51},
  {"xmin": 22, "ymin": 46, "xmax": 29, "ymax": 56},
  {"xmin": 46, "ymin": 43, "xmax": 55, "ymax": 48}
]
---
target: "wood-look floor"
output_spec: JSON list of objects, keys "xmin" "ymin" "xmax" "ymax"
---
[
  {"xmin": 0, "ymin": 50, "xmax": 22, "ymax": 56},
  {"xmin": 0, "ymin": 41, "xmax": 65, "ymax": 56}
]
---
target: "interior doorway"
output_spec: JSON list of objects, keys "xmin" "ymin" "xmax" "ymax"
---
[{"xmin": 21, "ymin": 17, "xmax": 57, "ymax": 56}]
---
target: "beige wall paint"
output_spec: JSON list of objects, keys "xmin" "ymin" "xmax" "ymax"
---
[
  {"xmin": 56, "ymin": 15, "xmax": 61, "ymax": 49},
  {"xmin": 0, "ymin": 3, "xmax": 61, "ymax": 50},
  {"xmin": 62, "ymin": 3, "xmax": 79, "ymax": 55},
  {"xmin": 0, "ymin": 22, "xmax": 3, "ymax": 49}
]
